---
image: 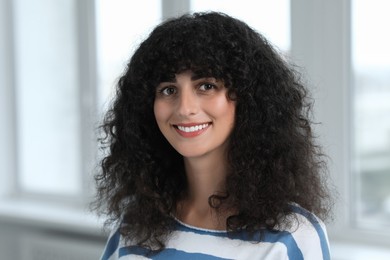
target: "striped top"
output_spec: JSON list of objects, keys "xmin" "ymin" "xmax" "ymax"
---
[{"xmin": 101, "ymin": 206, "xmax": 330, "ymax": 260}]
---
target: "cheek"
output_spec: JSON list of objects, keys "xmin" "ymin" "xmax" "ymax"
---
[
  {"xmin": 225, "ymin": 103, "xmax": 236, "ymax": 128},
  {"xmin": 154, "ymin": 101, "xmax": 168, "ymax": 124},
  {"xmin": 210, "ymin": 97, "xmax": 236, "ymax": 122}
]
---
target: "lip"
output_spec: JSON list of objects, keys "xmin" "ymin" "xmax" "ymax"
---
[{"xmin": 173, "ymin": 122, "xmax": 211, "ymax": 138}]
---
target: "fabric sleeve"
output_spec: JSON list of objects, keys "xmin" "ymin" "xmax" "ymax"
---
[
  {"xmin": 290, "ymin": 206, "xmax": 331, "ymax": 260},
  {"xmin": 100, "ymin": 226, "xmax": 121, "ymax": 260}
]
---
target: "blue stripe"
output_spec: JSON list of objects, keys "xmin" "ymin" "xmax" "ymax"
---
[
  {"xmin": 175, "ymin": 221, "xmax": 303, "ymax": 260},
  {"xmin": 101, "ymin": 228, "xmax": 121, "ymax": 260},
  {"xmin": 119, "ymin": 246, "xmax": 233, "ymax": 260},
  {"xmin": 291, "ymin": 205, "xmax": 331, "ymax": 260}
]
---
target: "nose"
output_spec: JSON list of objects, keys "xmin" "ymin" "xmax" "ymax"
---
[{"xmin": 177, "ymin": 88, "xmax": 199, "ymax": 117}]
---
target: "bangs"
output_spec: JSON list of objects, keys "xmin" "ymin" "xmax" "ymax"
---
[
  {"xmin": 156, "ymin": 63, "xmax": 224, "ymax": 83},
  {"xmin": 142, "ymin": 15, "xmax": 231, "ymax": 84},
  {"xmin": 151, "ymin": 43, "xmax": 226, "ymax": 83}
]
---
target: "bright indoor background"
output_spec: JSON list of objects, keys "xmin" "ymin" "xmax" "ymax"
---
[{"xmin": 0, "ymin": 0, "xmax": 389, "ymax": 259}]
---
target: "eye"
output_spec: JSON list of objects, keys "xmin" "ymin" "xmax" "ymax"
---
[
  {"xmin": 199, "ymin": 83, "xmax": 216, "ymax": 91},
  {"xmin": 158, "ymin": 86, "xmax": 176, "ymax": 96}
]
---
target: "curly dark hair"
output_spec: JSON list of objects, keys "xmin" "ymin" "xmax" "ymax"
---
[{"xmin": 95, "ymin": 12, "xmax": 332, "ymax": 250}]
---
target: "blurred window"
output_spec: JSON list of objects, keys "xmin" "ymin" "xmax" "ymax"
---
[
  {"xmin": 13, "ymin": 0, "xmax": 82, "ymax": 196},
  {"xmin": 351, "ymin": 0, "xmax": 390, "ymax": 228},
  {"xmin": 12, "ymin": 0, "xmax": 162, "ymax": 198}
]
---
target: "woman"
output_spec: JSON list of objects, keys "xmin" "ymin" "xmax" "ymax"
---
[{"xmin": 96, "ymin": 12, "xmax": 332, "ymax": 260}]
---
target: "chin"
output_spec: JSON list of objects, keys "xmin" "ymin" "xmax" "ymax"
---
[
  {"xmin": 173, "ymin": 146, "xmax": 209, "ymax": 159},
  {"xmin": 177, "ymin": 150, "xmax": 206, "ymax": 159}
]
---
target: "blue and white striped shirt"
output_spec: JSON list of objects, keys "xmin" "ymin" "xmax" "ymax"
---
[{"xmin": 101, "ymin": 206, "xmax": 330, "ymax": 260}]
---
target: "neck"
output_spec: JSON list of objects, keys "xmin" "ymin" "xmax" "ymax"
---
[{"xmin": 175, "ymin": 151, "xmax": 231, "ymax": 230}]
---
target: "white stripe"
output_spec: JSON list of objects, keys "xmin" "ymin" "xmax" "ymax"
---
[
  {"xmin": 166, "ymin": 230, "xmax": 288, "ymax": 260},
  {"xmin": 288, "ymin": 213, "xmax": 328, "ymax": 259}
]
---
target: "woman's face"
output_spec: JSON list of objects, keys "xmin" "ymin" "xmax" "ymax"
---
[{"xmin": 154, "ymin": 70, "xmax": 235, "ymax": 159}]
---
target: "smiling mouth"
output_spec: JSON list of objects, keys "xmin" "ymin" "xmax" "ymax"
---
[
  {"xmin": 173, "ymin": 123, "xmax": 211, "ymax": 137},
  {"xmin": 176, "ymin": 123, "xmax": 210, "ymax": 133}
]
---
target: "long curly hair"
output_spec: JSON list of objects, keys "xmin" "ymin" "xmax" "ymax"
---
[{"xmin": 95, "ymin": 12, "xmax": 332, "ymax": 250}]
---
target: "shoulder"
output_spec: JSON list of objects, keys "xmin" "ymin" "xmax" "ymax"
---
[{"xmin": 280, "ymin": 205, "xmax": 331, "ymax": 260}]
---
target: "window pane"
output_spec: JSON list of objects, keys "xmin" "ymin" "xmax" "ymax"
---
[
  {"xmin": 96, "ymin": 0, "xmax": 162, "ymax": 107},
  {"xmin": 14, "ymin": 0, "xmax": 82, "ymax": 195},
  {"xmin": 190, "ymin": 0, "xmax": 290, "ymax": 52},
  {"xmin": 352, "ymin": 0, "xmax": 390, "ymax": 228}
]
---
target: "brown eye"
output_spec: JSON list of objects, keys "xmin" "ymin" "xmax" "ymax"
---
[
  {"xmin": 160, "ymin": 87, "xmax": 176, "ymax": 96},
  {"xmin": 199, "ymin": 83, "xmax": 216, "ymax": 91}
]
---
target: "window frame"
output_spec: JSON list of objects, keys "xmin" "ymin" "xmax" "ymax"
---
[
  {"xmin": 0, "ymin": 0, "xmax": 101, "ymax": 236},
  {"xmin": 0, "ymin": 0, "xmax": 98, "ymax": 205}
]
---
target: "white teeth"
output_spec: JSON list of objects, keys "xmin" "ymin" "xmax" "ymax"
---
[{"xmin": 177, "ymin": 123, "xmax": 209, "ymax": 133}]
